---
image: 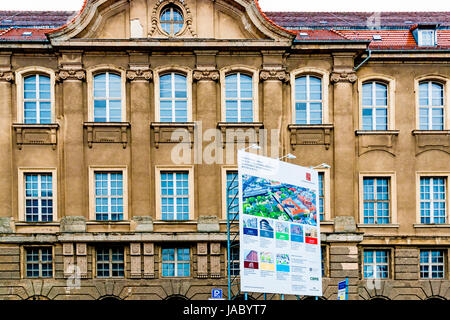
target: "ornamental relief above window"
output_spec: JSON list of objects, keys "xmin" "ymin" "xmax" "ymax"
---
[{"xmin": 149, "ymin": 0, "xmax": 196, "ymax": 38}]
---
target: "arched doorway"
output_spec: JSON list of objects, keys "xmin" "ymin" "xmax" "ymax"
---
[{"xmin": 164, "ymin": 294, "xmax": 189, "ymax": 301}]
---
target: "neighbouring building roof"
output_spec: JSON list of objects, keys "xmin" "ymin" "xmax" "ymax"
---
[{"xmin": 0, "ymin": 7, "xmax": 449, "ymax": 50}]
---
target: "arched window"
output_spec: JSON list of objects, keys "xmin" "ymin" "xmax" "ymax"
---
[
  {"xmin": 23, "ymin": 74, "xmax": 51, "ymax": 124},
  {"xmin": 93, "ymin": 72, "xmax": 122, "ymax": 122},
  {"xmin": 225, "ymin": 73, "xmax": 253, "ymax": 122},
  {"xmin": 419, "ymin": 81, "xmax": 444, "ymax": 130},
  {"xmin": 294, "ymin": 75, "xmax": 322, "ymax": 124},
  {"xmin": 362, "ymin": 81, "xmax": 388, "ymax": 130},
  {"xmin": 160, "ymin": 5, "xmax": 184, "ymax": 36},
  {"xmin": 159, "ymin": 72, "xmax": 188, "ymax": 122}
]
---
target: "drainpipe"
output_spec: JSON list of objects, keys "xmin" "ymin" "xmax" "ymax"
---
[{"xmin": 354, "ymin": 49, "xmax": 372, "ymax": 71}]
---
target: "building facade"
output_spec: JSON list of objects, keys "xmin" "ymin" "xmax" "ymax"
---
[{"xmin": 0, "ymin": 0, "xmax": 449, "ymax": 300}]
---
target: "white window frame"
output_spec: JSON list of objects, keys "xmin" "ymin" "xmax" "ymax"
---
[
  {"xmin": 415, "ymin": 75, "xmax": 450, "ymax": 130},
  {"xmin": 290, "ymin": 68, "xmax": 329, "ymax": 124},
  {"xmin": 362, "ymin": 249, "xmax": 390, "ymax": 279},
  {"xmin": 15, "ymin": 67, "xmax": 56, "ymax": 124},
  {"xmin": 416, "ymin": 172, "xmax": 449, "ymax": 225},
  {"xmin": 220, "ymin": 66, "xmax": 259, "ymax": 122},
  {"xmin": 419, "ymin": 249, "xmax": 446, "ymax": 279},
  {"xmin": 224, "ymin": 72, "xmax": 254, "ymax": 122},
  {"xmin": 154, "ymin": 66, "xmax": 192, "ymax": 122},
  {"xmin": 155, "ymin": 166, "xmax": 194, "ymax": 220},
  {"xmin": 88, "ymin": 166, "xmax": 128, "ymax": 221},
  {"xmin": 418, "ymin": 30, "xmax": 436, "ymax": 47},
  {"xmin": 358, "ymin": 75, "xmax": 396, "ymax": 131},
  {"xmin": 92, "ymin": 71, "xmax": 123, "ymax": 122},
  {"xmin": 359, "ymin": 172, "xmax": 397, "ymax": 225},
  {"xmin": 315, "ymin": 168, "xmax": 331, "ymax": 222},
  {"xmin": 221, "ymin": 166, "xmax": 239, "ymax": 220},
  {"xmin": 95, "ymin": 246, "xmax": 126, "ymax": 278},
  {"xmin": 161, "ymin": 247, "xmax": 191, "ymax": 278},
  {"xmin": 87, "ymin": 65, "xmax": 126, "ymax": 123},
  {"xmin": 18, "ymin": 168, "xmax": 58, "ymax": 222}
]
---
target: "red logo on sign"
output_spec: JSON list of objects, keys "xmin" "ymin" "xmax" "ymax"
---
[{"xmin": 306, "ymin": 173, "xmax": 311, "ymax": 181}]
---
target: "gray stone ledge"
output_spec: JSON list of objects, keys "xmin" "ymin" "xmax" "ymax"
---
[{"xmin": 0, "ymin": 217, "xmax": 13, "ymax": 234}]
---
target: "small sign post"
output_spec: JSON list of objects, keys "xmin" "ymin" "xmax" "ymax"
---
[
  {"xmin": 337, "ymin": 278, "xmax": 348, "ymax": 300},
  {"xmin": 209, "ymin": 289, "xmax": 224, "ymax": 300}
]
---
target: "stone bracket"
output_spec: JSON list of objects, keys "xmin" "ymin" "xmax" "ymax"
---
[
  {"xmin": 13, "ymin": 123, "xmax": 59, "ymax": 150},
  {"xmin": 210, "ymin": 243, "xmax": 221, "ymax": 278},
  {"xmin": 356, "ymin": 130, "xmax": 399, "ymax": 156},
  {"xmin": 412, "ymin": 130, "xmax": 450, "ymax": 156},
  {"xmin": 143, "ymin": 243, "xmax": 155, "ymax": 279},
  {"xmin": 130, "ymin": 243, "xmax": 142, "ymax": 279},
  {"xmin": 151, "ymin": 122, "xmax": 195, "ymax": 149},
  {"xmin": 84, "ymin": 122, "xmax": 130, "ymax": 149},
  {"xmin": 197, "ymin": 242, "xmax": 208, "ymax": 279},
  {"xmin": 76, "ymin": 243, "xmax": 88, "ymax": 279},
  {"xmin": 63, "ymin": 243, "xmax": 74, "ymax": 279},
  {"xmin": 288, "ymin": 124, "xmax": 333, "ymax": 150},
  {"xmin": 217, "ymin": 122, "xmax": 264, "ymax": 148}
]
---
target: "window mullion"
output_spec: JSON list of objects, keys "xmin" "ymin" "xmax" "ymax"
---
[
  {"xmin": 37, "ymin": 175, "xmax": 42, "ymax": 222},
  {"xmin": 106, "ymin": 72, "xmax": 110, "ymax": 122},
  {"xmin": 107, "ymin": 173, "xmax": 112, "ymax": 220},
  {"xmin": 306, "ymin": 75, "xmax": 310, "ymax": 124},
  {"xmin": 172, "ymin": 73, "xmax": 176, "ymax": 122},
  {"xmin": 237, "ymin": 73, "xmax": 241, "ymax": 122},
  {"xmin": 36, "ymin": 75, "xmax": 41, "ymax": 123}
]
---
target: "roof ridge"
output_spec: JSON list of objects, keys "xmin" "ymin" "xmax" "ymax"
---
[{"xmin": 329, "ymin": 28, "xmax": 350, "ymax": 39}]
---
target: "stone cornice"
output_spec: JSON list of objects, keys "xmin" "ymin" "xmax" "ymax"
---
[{"xmin": 193, "ymin": 69, "xmax": 220, "ymax": 82}]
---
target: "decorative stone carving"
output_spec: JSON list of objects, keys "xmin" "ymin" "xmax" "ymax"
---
[
  {"xmin": 356, "ymin": 130, "xmax": 399, "ymax": 156},
  {"xmin": 143, "ymin": 243, "xmax": 155, "ymax": 279},
  {"xmin": 197, "ymin": 243, "xmax": 208, "ymax": 279},
  {"xmin": 217, "ymin": 122, "xmax": 264, "ymax": 149},
  {"xmin": 149, "ymin": 0, "xmax": 196, "ymax": 37},
  {"xmin": 259, "ymin": 69, "xmax": 289, "ymax": 82},
  {"xmin": 13, "ymin": 123, "xmax": 59, "ymax": 150},
  {"xmin": 76, "ymin": 243, "xmax": 88, "ymax": 279},
  {"xmin": 330, "ymin": 71, "xmax": 357, "ymax": 83},
  {"xmin": 210, "ymin": 243, "xmax": 221, "ymax": 278},
  {"xmin": 56, "ymin": 69, "xmax": 86, "ymax": 82},
  {"xmin": 130, "ymin": 243, "xmax": 142, "ymax": 279},
  {"xmin": 0, "ymin": 70, "xmax": 14, "ymax": 82},
  {"xmin": 193, "ymin": 69, "xmax": 219, "ymax": 82},
  {"xmin": 84, "ymin": 122, "xmax": 130, "ymax": 149},
  {"xmin": 412, "ymin": 130, "xmax": 450, "ymax": 156},
  {"xmin": 126, "ymin": 69, "xmax": 153, "ymax": 81},
  {"xmin": 288, "ymin": 124, "xmax": 333, "ymax": 150},
  {"xmin": 62, "ymin": 243, "xmax": 74, "ymax": 279},
  {"xmin": 151, "ymin": 122, "xmax": 195, "ymax": 149}
]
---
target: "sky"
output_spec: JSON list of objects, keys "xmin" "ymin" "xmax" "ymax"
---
[{"xmin": 0, "ymin": 0, "xmax": 448, "ymax": 12}]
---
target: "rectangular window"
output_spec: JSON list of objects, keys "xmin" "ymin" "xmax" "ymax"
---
[
  {"xmin": 96, "ymin": 247, "xmax": 125, "ymax": 278},
  {"xmin": 24, "ymin": 173, "xmax": 53, "ymax": 222},
  {"xmin": 162, "ymin": 248, "xmax": 190, "ymax": 277},
  {"xmin": 362, "ymin": 82, "xmax": 388, "ymax": 130},
  {"xmin": 93, "ymin": 72, "xmax": 122, "ymax": 122},
  {"xmin": 420, "ymin": 250, "xmax": 445, "ymax": 279},
  {"xmin": 419, "ymin": 81, "xmax": 444, "ymax": 130},
  {"xmin": 160, "ymin": 171, "xmax": 189, "ymax": 220},
  {"xmin": 23, "ymin": 74, "xmax": 52, "ymax": 124},
  {"xmin": 295, "ymin": 75, "xmax": 322, "ymax": 124},
  {"xmin": 363, "ymin": 177, "xmax": 390, "ymax": 224},
  {"xmin": 419, "ymin": 30, "xmax": 435, "ymax": 47},
  {"xmin": 226, "ymin": 171, "xmax": 239, "ymax": 221},
  {"xmin": 159, "ymin": 73, "xmax": 188, "ymax": 122},
  {"xmin": 225, "ymin": 73, "xmax": 253, "ymax": 122},
  {"xmin": 25, "ymin": 247, "xmax": 53, "ymax": 278},
  {"xmin": 229, "ymin": 245, "xmax": 240, "ymax": 276},
  {"xmin": 318, "ymin": 172, "xmax": 325, "ymax": 221},
  {"xmin": 420, "ymin": 177, "xmax": 446, "ymax": 224},
  {"xmin": 94, "ymin": 172, "xmax": 124, "ymax": 221},
  {"xmin": 363, "ymin": 249, "xmax": 389, "ymax": 279}
]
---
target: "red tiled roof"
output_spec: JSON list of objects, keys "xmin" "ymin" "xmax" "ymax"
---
[
  {"xmin": 339, "ymin": 29, "xmax": 450, "ymax": 49},
  {"xmin": 0, "ymin": 11, "xmax": 75, "ymax": 28},
  {"xmin": 0, "ymin": 27, "xmax": 51, "ymax": 41},
  {"xmin": 293, "ymin": 29, "xmax": 351, "ymax": 41},
  {"xmin": 265, "ymin": 11, "xmax": 450, "ymax": 28}
]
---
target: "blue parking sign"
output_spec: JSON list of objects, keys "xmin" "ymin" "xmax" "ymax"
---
[{"xmin": 211, "ymin": 289, "xmax": 222, "ymax": 299}]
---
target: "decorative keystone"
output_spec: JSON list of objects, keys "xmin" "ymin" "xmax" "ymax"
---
[
  {"xmin": 330, "ymin": 71, "xmax": 357, "ymax": 84},
  {"xmin": 334, "ymin": 216, "xmax": 357, "ymax": 233},
  {"xmin": 60, "ymin": 216, "xmax": 86, "ymax": 233},
  {"xmin": 56, "ymin": 69, "xmax": 86, "ymax": 82},
  {"xmin": 197, "ymin": 216, "xmax": 220, "ymax": 233},
  {"xmin": 0, "ymin": 217, "xmax": 13, "ymax": 233},
  {"xmin": 193, "ymin": 69, "xmax": 219, "ymax": 82},
  {"xmin": 132, "ymin": 216, "xmax": 154, "ymax": 232},
  {"xmin": 259, "ymin": 69, "xmax": 289, "ymax": 82},
  {"xmin": 126, "ymin": 68, "xmax": 153, "ymax": 81}
]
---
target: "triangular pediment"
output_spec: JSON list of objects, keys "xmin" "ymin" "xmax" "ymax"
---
[{"xmin": 48, "ymin": 0, "xmax": 294, "ymax": 45}]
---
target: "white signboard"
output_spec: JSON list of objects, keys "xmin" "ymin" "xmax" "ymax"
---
[{"xmin": 238, "ymin": 150, "xmax": 322, "ymax": 296}]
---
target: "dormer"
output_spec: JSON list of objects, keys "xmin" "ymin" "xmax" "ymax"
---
[{"xmin": 411, "ymin": 24, "xmax": 439, "ymax": 47}]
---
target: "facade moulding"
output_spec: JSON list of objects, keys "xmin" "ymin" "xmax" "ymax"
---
[
  {"xmin": 330, "ymin": 71, "xmax": 358, "ymax": 83},
  {"xmin": 126, "ymin": 68, "xmax": 153, "ymax": 82},
  {"xmin": 0, "ymin": 70, "xmax": 14, "ymax": 82},
  {"xmin": 193, "ymin": 69, "xmax": 220, "ymax": 82},
  {"xmin": 259, "ymin": 68, "xmax": 289, "ymax": 82}
]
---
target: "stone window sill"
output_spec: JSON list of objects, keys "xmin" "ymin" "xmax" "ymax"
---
[
  {"xmin": 217, "ymin": 122, "xmax": 264, "ymax": 147},
  {"xmin": 411, "ymin": 130, "xmax": 449, "ymax": 155},
  {"xmin": 355, "ymin": 130, "xmax": 399, "ymax": 136},
  {"xmin": 413, "ymin": 224, "xmax": 450, "ymax": 228},
  {"xmin": 357, "ymin": 224, "xmax": 399, "ymax": 228},
  {"xmin": 355, "ymin": 130, "xmax": 399, "ymax": 156}
]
